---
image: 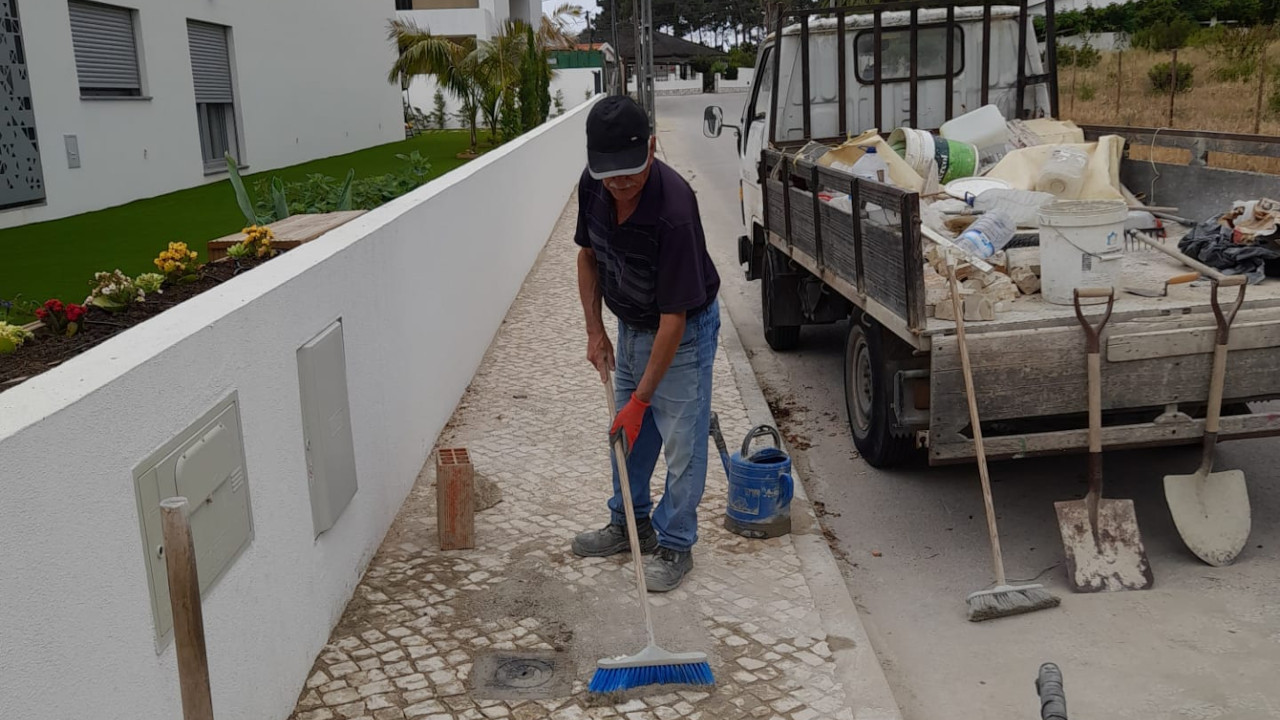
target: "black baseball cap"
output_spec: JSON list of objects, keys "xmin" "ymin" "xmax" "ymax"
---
[{"xmin": 586, "ymin": 96, "xmax": 651, "ymax": 180}]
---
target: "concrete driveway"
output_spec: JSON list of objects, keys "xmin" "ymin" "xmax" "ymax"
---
[{"xmin": 656, "ymin": 92, "xmax": 1280, "ymax": 720}]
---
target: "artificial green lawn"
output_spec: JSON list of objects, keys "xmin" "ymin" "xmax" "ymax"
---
[{"xmin": 0, "ymin": 130, "xmax": 477, "ymax": 319}]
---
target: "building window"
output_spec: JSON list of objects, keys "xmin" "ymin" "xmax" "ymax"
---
[
  {"xmin": 187, "ymin": 20, "xmax": 238, "ymax": 171},
  {"xmin": 68, "ymin": 0, "xmax": 143, "ymax": 98},
  {"xmin": 395, "ymin": 0, "xmax": 412, "ymax": 9},
  {"xmin": 854, "ymin": 26, "xmax": 964, "ymax": 84}
]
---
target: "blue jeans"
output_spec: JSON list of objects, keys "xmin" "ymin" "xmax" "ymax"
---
[{"xmin": 609, "ymin": 300, "xmax": 720, "ymax": 553}]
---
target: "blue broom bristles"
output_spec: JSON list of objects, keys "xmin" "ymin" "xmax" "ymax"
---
[{"xmin": 588, "ymin": 662, "xmax": 715, "ymax": 693}]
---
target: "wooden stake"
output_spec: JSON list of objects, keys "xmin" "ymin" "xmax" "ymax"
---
[
  {"xmin": 436, "ymin": 448, "xmax": 475, "ymax": 550},
  {"xmin": 1168, "ymin": 49, "xmax": 1178, "ymax": 127},
  {"xmin": 1115, "ymin": 51, "xmax": 1123, "ymax": 122},
  {"xmin": 160, "ymin": 498, "xmax": 215, "ymax": 720},
  {"xmin": 1255, "ymin": 56, "xmax": 1267, "ymax": 135},
  {"xmin": 1071, "ymin": 61, "xmax": 1078, "ymax": 116}
]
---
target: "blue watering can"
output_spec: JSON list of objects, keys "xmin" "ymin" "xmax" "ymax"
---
[{"xmin": 710, "ymin": 413, "xmax": 794, "ymax": 539}]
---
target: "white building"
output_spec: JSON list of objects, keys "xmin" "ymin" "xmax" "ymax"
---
[
  {"xmin": 394, "ymin": 0, "xmax": 539, "ymax": 43},
  {"xmin": 1, "ymin": 0, "xmax": 403, "ymax": 230},
  {"xmin": 395, "ymin": 0, "xmax": 601, "ymax": 128}
]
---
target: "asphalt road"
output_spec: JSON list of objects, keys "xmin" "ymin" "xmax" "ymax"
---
[{"xmin": 656, "ymin": 92, "xmax": 1280, "ymax": 720}]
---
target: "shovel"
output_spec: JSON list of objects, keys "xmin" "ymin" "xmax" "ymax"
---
[
  {"xmin": 1055, "ymin": 288, "xmax": 1154, "ymax": 592},
  {"xmin": 1164, "ymin": 277, "xmax": 1252, "ymax": 566}
]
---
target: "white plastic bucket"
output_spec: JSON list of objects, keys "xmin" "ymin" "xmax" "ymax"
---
[
  {"xmin": 939, "ymin": 104, "xmax": 1009, "ymax": 166},
  {"xmin": 1038, "ymin": 200, "xmax": 1129, "ymax": 306},
  {"xmin": 888, "ymin": 127, "xmax": 978, "ymax": 184}
]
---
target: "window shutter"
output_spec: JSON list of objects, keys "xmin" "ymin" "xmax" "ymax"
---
[
  {"xmin": 68, "ymin": 1, "xmax": 141, "ymax": 92},
  {"xmin": 187, "ymin": 21, "xmax": 233, "ymax": 104}
]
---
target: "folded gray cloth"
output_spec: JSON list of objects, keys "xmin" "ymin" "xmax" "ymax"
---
[{"xmin": 1177, "ymin": 218, "xmax": 1280, "ymax": 285}]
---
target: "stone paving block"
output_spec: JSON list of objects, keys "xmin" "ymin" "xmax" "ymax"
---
[
  {"xmin": 337, "ymin": 701, "xmax": 367, "ymax": 719},
  {"xmin": 404, "ymin": 700, "xmax": 448, "ymax": 718},
  {"xmin": 286, "ymin": 199, "xmax": 850, "ymax": 720}
]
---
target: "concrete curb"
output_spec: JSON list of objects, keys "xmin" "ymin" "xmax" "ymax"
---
[{"xmin": 716, "ymin": 303, "xmax": 904, "ymax": 720}]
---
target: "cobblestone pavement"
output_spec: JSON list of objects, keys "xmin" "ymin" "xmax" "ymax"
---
[{"xmin": 289, "ymin": 198, "xmax": 859, "ymax": 720}]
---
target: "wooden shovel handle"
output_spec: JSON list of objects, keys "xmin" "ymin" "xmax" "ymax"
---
[
  {"xmin": 1211, "ymin": 279, "xmax": 1247, "ymax": 345},
  {"xmin": 1073, "ymin": 288, "xmax": 1115, "ymax": 355},
  {"xmin": 1166, "ymin": 272, "xmax": 1200, "ymax": 286},
  {"xmin": 1133, "ymin": 231, "xmax": 1236, "ymax": 282},
  {"xmin": 1074, "ymin": 287, "xmax": 1115, "ymax": 299},
  {"xmin": 1205, "ymin": 280, "xmax": 1246, "ymax": 436}
]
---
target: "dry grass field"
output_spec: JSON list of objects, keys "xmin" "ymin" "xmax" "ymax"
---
[{"xmin": 1058, "ymin": 44, "xmax": 1280, "ymax": 175}]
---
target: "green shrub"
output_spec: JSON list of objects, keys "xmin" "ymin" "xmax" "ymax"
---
[
  {"xmin": 1075, "ymin": 44, "xmax": 1101, "ymax": 69},
  {"xmin": 1149, "ymin": 61, "xmax": 1195, "ymax": 93},
  {"xmin": 1078, "ymin": 82, "xmax": 1097, "ymax": 101},
  {"xmin": 253, "ymin": 152, "xmax": 433, "ymax": 216},
  {"xmin": 1057, "ymin": 42, "xmax": 1101, "ymax": 68},
  {"xmin": 1133, "ymin": 17, "xmax": 1197, "ymax": 51},
  {"xmin": 727, "ymin": 43, "xmax": 757, "ymax": 70},
  {"xmin": 1208, "ymin": 25, "xmax": 1276, "ymax": 83}
]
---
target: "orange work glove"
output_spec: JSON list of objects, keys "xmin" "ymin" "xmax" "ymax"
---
[{"xmin": 610, "ymin": 393, "xmax": 650, "ymax": 453}]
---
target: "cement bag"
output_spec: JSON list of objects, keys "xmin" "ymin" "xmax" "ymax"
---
[
  {"xmin": 984, "ymin": 136, "xmax": 1126, "ymax": 201},
  {"xmin": 819, "ymin": 129, "xmax": 926, "ymax": 192}
]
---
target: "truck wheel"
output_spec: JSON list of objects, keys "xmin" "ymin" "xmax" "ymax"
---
[
  {"xmin": 762, "ymin": 246, "xmax": 801, "ymax": 351},
  {"xmin": 845, "ymin": 314, "xmax": 916, "ymax": 468}
]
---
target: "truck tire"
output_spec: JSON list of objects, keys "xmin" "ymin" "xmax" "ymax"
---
[
  {"xmin": 845, "ymin": 313, "xmax": 917, "ymax": 468},
  {"xmin": 762, "ymin": 246, "xmax": 801, "ymax": 351}
]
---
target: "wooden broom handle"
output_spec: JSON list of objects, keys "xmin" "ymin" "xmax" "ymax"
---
[
  {"xmin": 948, "ymin": 261, "xmax": 1006, "ymax": 587},
  {"xmin": 604, "ymin": 371, "xmax": 658, "ymax": 647}
]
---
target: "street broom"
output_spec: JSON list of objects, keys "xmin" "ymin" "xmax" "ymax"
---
[
  {"xmin": 946, "ymin": 256, "xmax": 1061, "ymax": 622},
  {"xmin": 589, "ymin": 372, "xmax": 714, "ymax": 693}
]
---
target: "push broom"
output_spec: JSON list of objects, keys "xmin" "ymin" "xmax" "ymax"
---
[
  {"xmin": 589, "ymin": 371, "xmax": 714, "ymax": 693},
  {"xmin": 946, "ymin": 255, "xmax": 1061, "ymax": 622}
]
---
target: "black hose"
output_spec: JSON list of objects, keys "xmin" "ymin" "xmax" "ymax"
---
[{"xmin": 1037, "ymin": 663, "xmax": 1067, "ymax": 720}]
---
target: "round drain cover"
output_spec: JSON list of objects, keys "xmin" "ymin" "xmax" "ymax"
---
[{"xmin": 495, "ymin": 658, "xmax": 555, "ymax": 688}]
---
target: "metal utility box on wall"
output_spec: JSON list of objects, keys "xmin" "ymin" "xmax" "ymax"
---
[
  {"xmin": 133, "ymin": 393, "xmax": 254, "ymax": 648},
  {"xmin": 297, "ymin": 319, "xmax": 358, "ymax": 537}
]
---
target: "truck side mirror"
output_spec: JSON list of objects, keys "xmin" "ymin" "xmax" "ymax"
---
[{"xmin": 703, "ymin": 106, "xmax": 724, "ymax": 138}]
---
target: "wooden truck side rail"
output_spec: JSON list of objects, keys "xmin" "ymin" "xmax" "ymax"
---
[{"xmin": 760, "ymin": 148, "xmax": 928, "ymax": 348}]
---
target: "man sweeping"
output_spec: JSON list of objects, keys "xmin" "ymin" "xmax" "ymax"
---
[{"xmin": 571, "ymin": 96, "xmax": 721, "ymax": 593}]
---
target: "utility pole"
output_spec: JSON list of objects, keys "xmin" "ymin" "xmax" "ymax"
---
[
  {"xmin": 635, "ymin": 0, "xmax": 655, "ymax": 132},
  {"xmin": 611, "ymin": 0, "xmax": 621, "ymax": 94}
]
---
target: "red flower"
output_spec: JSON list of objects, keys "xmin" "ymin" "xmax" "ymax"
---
[
  {"xmin": 65, "ymin": 304, "xmax": 86, "ymax": 322},
  {"xmin": 35, "ymin": 308, "xmax": 47, "ymax": 320},
  {"xmin": 44, "ymin": 299, "xmax": 64, "ymax": 313}
]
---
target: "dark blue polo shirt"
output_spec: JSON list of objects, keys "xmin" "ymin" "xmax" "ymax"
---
[{"xmin": 574, "ymin": 160, "xmax": 721, "ymax": 331}]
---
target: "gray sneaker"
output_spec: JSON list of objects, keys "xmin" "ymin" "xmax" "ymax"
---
[
  {"xmin": 644, "ymin": 547, "xmax": 693, "ymax": 592},
  {"xmin": 572, "ymin": 522, "xmax": 658, "ymax": 558}
]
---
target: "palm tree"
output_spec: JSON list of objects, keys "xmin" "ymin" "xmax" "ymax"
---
[
  {"xmin": 387, "ymin": 20, "xmax": 482, "ymax": 154},
  {"xmin": 476, "ymin": 20, "xmax": 531, "ymax": 142},
  {"xmin": 539, "ymin": 3, "xmax": 584, "ymax": 51}
]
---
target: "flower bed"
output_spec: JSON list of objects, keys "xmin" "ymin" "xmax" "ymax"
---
[{"xmin": 0, "ymin": 231, "xmax": 279, "ymax": 394}]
